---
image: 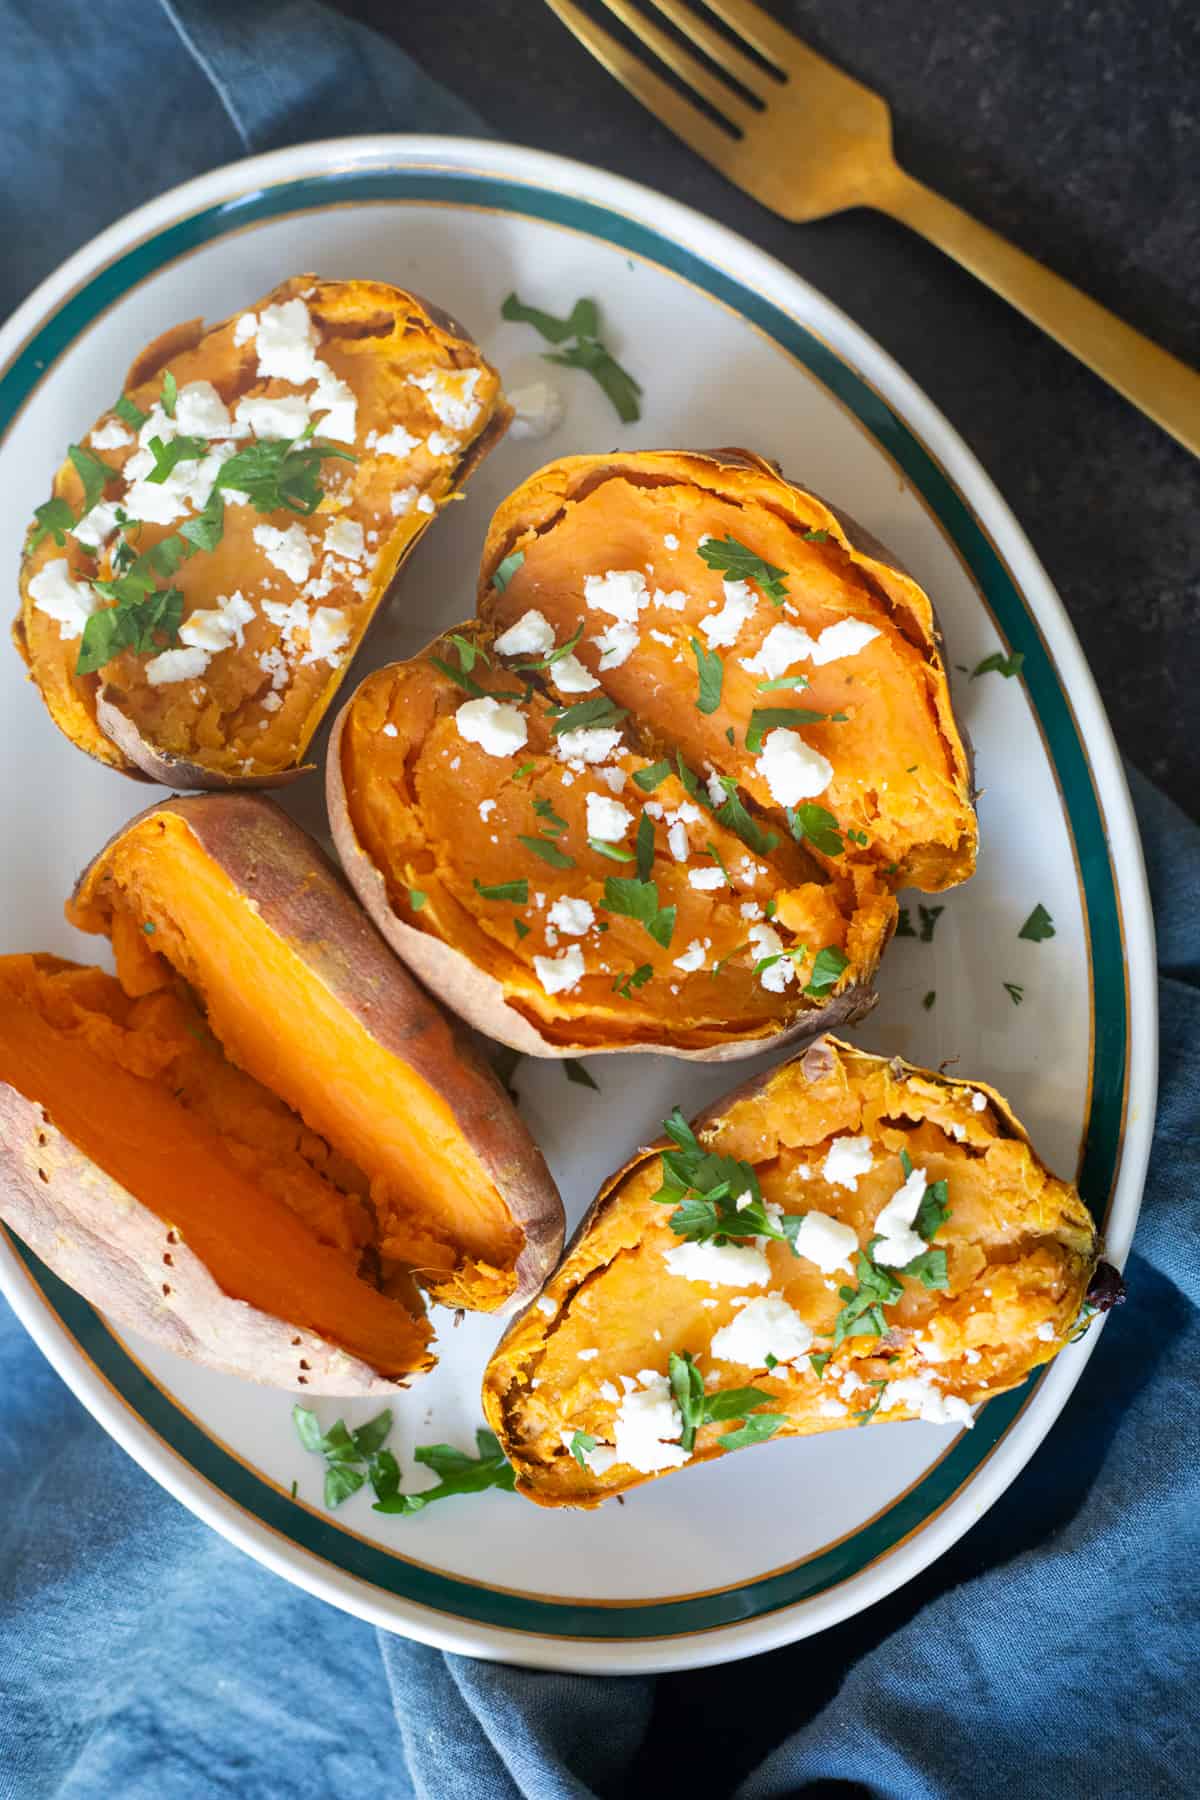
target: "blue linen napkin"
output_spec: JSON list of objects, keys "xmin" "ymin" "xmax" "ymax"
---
[{"xmin": 1, "ymin": 5, "xmax": 1196, "ymax": 1794}]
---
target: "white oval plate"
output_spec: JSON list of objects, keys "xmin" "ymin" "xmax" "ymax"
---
[{"xmin": 0, "ymin": 136, "xmax": 1155, "ymax": 1674}]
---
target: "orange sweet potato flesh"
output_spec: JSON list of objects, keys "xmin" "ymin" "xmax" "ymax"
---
[
  {"xmin": 483, "ymin": 1038, "xmax": 1098, "ymax": 1506},
  {"xmin": 332, "ymin": 629, "xmax": 887, "ymax": 1055},
  {"xmin": 14, "ymin": 276, "xmax": 510, "ymax": 786},
  {"xmin": 66, "ymin": 804, "xmax": 540, "ymax": 1312},
  {"xmin": 0, "ymin": 954, "xmax": 431, "ymax": 1381},
  {"xmin": 479, "ymin": 450, "xmax": 976, "ymax": 891}
]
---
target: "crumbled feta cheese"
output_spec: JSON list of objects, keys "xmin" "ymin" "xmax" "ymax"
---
[
  {"xmin": 662, "ymin": 1240, "xmax": 771, "ymax": 1286},
  {"xmin": 175, "ymin": 379, "xmax": 234, "ymax": 438},
  {"xmin": 262, "ymin": 692, "xmax": 283, "ymax": 713},
  {"xmin": 552, "ymin": 653, "xmax": 600, "ymax": 694},
  {"xmin": 652, "ymin": 587, "xmax": 689, "ymax": 611},
  {"xmin": 417, "ymin": 493, "xmax": 436, "ymax": 514},
  {"xmin": 372, "ymin": 423, "xmax": 419, "ymax": 459},
  {"xmin": 612, "ymin": 1373, "xmax": 690, "ymax": 1473},
  {"xmin": 871, "ymin": 1165, "xmax": 930, "ymax": 1267},
  {"xmin": 70, "ymin": 500, "xmax": 121, "ymax": 551},
  {"xmin": 408, "ymin": 366, "xmax": 482, "ymax": 433},
  {"xmin": 667, "ymin": 822, "xmax": 690, "ymax": 862},
  {"xmin": 28, "ymin": 559, "xmax": 99, "ymax": 639},
  {"xmin": 389, "ymin": 485, "xmax": 419, "ymax": 516},
  {"xmin": 179, "ymin": 590, "xmax": 254, "ymax": 654},
  {"xmin": 455, "ymin": 695, "xmax": 528, "ymax": 758},
  {"xmin": 663, "ymin": 533, "xmax": 679, "ymax": 551},
  {"xmin": 583, "ymin": 569, "xmax": 648, "ymax": 623},
  {"xmin": 507, "ymin": 378, "xmax": 564, "ymax": 440},
  {"xmin": 89, "ymin": 419, "xmax": 133, "ymax": 451},
  {"xmin": 585, "ymin": 793, "xmax": 633, "ymax": 841},
  {"xmin": 809, "ymin": 618, "xmax": 880, "ymax": 664},
  {"xmin": 254, "ymin": 299, "xmax": 318, "ymax": 382},
  {"xmin": 495, "ymin": 609, "xmax": 556, "ymax": 657},
  {"xmin": 948, "ymin": 1122, "xmax": 968, "ymax": 1142},
  {"xmin": 233, "ymin": 312, "xmax": 258, "ymax": 345},
  {"xmin": 599, "ymin": 1380, "xmax": 619, "ymax": 1403},
  {"xmin": 793, "ymin": 1210, "xmax": 858, "ymax": 1275},
  {"xmin": 748, "ymin": 923, "xmax": 794, "ymax": 993},
  {"xmin": 253, "ymin": 523, "xmax": 313, "ymax": 584},
  {"xmin": 687, "ymin": 867, "xmax": 725, "ymax": 891},
  {"xmin": 711, "ymin": 1295, "xmax": 813, "ymax": 1366},
  {"xmin": 303, "ymin": 608, "xmax": 350, "ymax": 664},
  {"xmin": 756, "ymin": 728, "xmax": 833, "ymax": 806},
  {"xmin": 700, "ymin": 578, "xmax": 757, "ymax": 647},
  {"xmin": 478, "ymin": 798, "xmax": 497, "ymax": 821},
  {"xmin": 597, "ymin": 766, "xmax": 627, "ymax": 794},
  {"xmin": 1036, "ymin": 1321, "xmax": 1056, "ymax": 1342},
  {"xmin": 533, "ymin": 945, "xmax": 586, "ymax": 995},
  {"xmin": 822, "ymin": 1135, "xmax": 874, "ymax": 1191},
  {"xmin": 425, "ymin": 428, "xmax": 460, "ymax": 457},
  {"xmin": 234, "ymin": 393, "xmax": 312, "ymax": 441},
  {"xmin": 739, "ymin": 623, "xmax": 814, "ymax": 680},
  {"xmin": 817, "ymin": 1398, "xmax": 849, "ymax": 1418},
  {"xmin": 547, "ymin": 897, "xmax": 595, "ymax": 936},
  {"xmin": 536, "ymin": 1295, "xmax": 556, "ymax": 1317},
  {"xmin": 882, "ymin": 1376, "xmax": 973, "ymax": 1427},
  {"xmin": 145, "ymin": 645, "xmax": 210, "ymax": 685},
  {"xmin": 577, "ymin": 1348, "xmax": 599, "ymax": 1362},
  {"xmin": 381, "ymin": 721, "xmax": 397, "ymax": 737},
  {"xmin": 648, "ymin": 628, "xmax": 675, "ymax": 647},
  {"xmin": 323, "ymin": 517, "xmax": 365, "ymax": 562},
  {"xmin": 673, "ymin": 939, "xmax": 706, "ymax": 973},
  {"xmin": 705, "ymin": 769, "xmax": 727, "ymax": 807},
  {"xmin": 739, "ymin": 900, "xmax": 764, "ymax": 921},
  {"xmin": 972, "ymin": 1091, "xmax": 987, "ymax": 1112},
  {"xmin": 594, "ymin": 620, "xmax": 639, "ymax": 669},
  {"xmin": 555, "ymin": 727, "xmax": 622, "ymax": 764}
]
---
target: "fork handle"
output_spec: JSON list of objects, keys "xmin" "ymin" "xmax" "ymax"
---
[{"xmin": 875, "ymin": 169, "xmax": 1200, "ymax": 459}]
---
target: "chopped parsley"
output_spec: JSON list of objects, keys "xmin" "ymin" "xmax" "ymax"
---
[
  {"xmin": 77, "ymin": 584, "xmax": 184, "ymax": 676},
  {"xmin": 787, "ymin": 803, "xmax": 844, "ymax": 856},
  {"xmin": 114, "ymin": 393, "xmax": 148, "ymax": 431},
  {"xmin": 632, "ymin": 759, "xmax": 671, "ymax": 793},
  {"xmin": 896, "ymin": 907, "xmax": 916, "ymax": 938},
  {"xmin": 1018, "ymin": 903, "xmax": 1055, "ymax": 942},
  {"xmin": 474, "ymin": 877, "xmax": 529, "ymax": 903},
  {"xmin": 745, "ymin": 706, "xmax": 829, "ymax": 753},
  {"xmin": 704, "ymin": 838, "xmax": 730, "ymax": 883},
  {"xmin": 215, "ymin": 429, "xmax": 356, "ymax": 516},
  {"xmin": 492, "ymin": 549, "xmax": 525, "ymax": 592},
  {"xmin": 1004, "ymin": 981, "xmax": 1025, "ymax": 1005},
  {"xmin": 178, "ymin": 488, "xmax": 225, "ymax": 553},
  {"xmin": 27, "ymin": 496, "xmax": 76, "ymax": 552},
  {"xmin": 612, "ymin": 963, "xmax": 653, "ymax": 997},
  {"xmin": 601, "ymin": 876, "xmax": 675, "ymax": 948},
  {"xmin": 636, "ymin": 813, "xmax": 656, "ymax": 881},
  {"xmin": 144, "ymin": 433, "xmax": 207, "ymax": 484},
  {"xmin": 653, "ymin": 1109, "xmax": 801, "ymax": 1252},
  {"xmin": 371, "ymin": 1429, "xmax": 517, "ymax": 1516},
  {"xmin": 689, "ymin": 636, "xmax": 724, "ymax": 713},
  {"xmin": 588, "ymin": 838, "xmax": 635, "ymax": 861},
  {"xmin": 408, "ymin": 888, "xmax": 428, "ymax": 910},
  {"xmin": 714, "ymin": 776, "xmax": 779, "ymax": 856},
  {"xmin": 564, "ymin": 1060, "xmax": 600, "ymax": 1091},
  {"xmin": 802, "ymin": 528, "xmax": 830, "ymax": 544},
  {"xmin": 501, "ymin": 291, "xmax": 641, "ymax": 422},
  {"xmin": 549, "ymin": 693, "xmax": 627, "ymax": 736},
  {"xmin": 853, "ymin": 1380, "xmax": 888, "ymax": 1425},
  {"xmin": 918, "ymin": 904, "xmax": 944, "ymax": 943},
  {"xmin": 832, "ymin": 1252, "xmax": 904, "ymax": 1347},
  {"xmin": 668, "ymin": 1351, "xmax": 780, "ymax": 1453},
  {"xmin": 532, "ymin": 796, "xmax": 567, "ymax": 836},
  {"xmin": 806, "ymin": 945, "xmax": 850, "ymax": 996},
  {"xmin": 292, "ymin": 1404, "xmax": 395, "ymax": 1510},
  {"xmin": 513, "ymin": 761, "xmax": 537, "ymax": 781},
  {"xmin": 569, "ymin": 1430, "xmax": 598, "ymax": 1468},
  {"xmin": 810, "ymin": 1352, "xmax": 831, "ymax": 1378},
  {"xmin": 923, "ymin": 989, "xmax": 936, "ymax": 1010},
  {"xmin": 519, "ymin": 835, "xmax": 575, "ymax": 869},
  {"xmin": 970, "ymin": 649, "xmax": 1025, "ymax": 680},
  {"xmin": 756, "ymin": 673, "xmax": 810, "ymax": 691},
  {"xmin": 68, "ymin": 443, "xmax": 119, "ymax": 513},
  {"xmin": 448, "ymin": 631, "xmax": 490, "ymax": 674},
  {"xmin": 697, "ymin": 535, "xmax": 788, "ymax": 604},
  {"xmin": 160, "ymin": 370, "xmax": 178, "ymax": 418},
  {"xmin": 512, "ymin": 624, "xmax": 584, "ymax": 671},
  {"xmin": 429, "ymin": 655, "xmax": 487, "ymax": 697}
]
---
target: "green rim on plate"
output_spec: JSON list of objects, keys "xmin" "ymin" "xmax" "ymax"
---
[{"xmin": 0, "ymin": 166, "xmax": 1126, "ymax": 1640}]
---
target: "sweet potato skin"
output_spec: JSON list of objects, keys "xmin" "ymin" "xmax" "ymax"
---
[
  {"xmin": 15, "ymin": 276, "xmax": 512, "ymax": 788},
  {"xmin": 70, "ymin": 794, "xmax": 565, "ymax": 1309},
  {"xmin": 0, "ymin": 1081, "xmax": 410, "ymax": 1395},
  {"xmin": 482, "ymin": 1036, "xmax": 1099, "ymax": 1507},
  {"xmin": 326, "ymin": 648, "xmax": 879, "ymax": 1061}
]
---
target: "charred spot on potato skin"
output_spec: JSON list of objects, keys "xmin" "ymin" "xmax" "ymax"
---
[{"xmin": 1086, "ymin": 1260, "xmax": 1126, "ymax": 1312}]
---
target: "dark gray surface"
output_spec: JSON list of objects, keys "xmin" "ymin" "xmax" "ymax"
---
[{"xmin": 338, "ymin": 0, "xmax": 1199, "ymax": 818}]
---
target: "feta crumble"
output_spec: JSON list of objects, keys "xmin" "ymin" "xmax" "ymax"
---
[
  {"xmin": 507, "ymin": 379, "xmax": 564, "ymax": 440},
  {"xmin": 555, "ymin": 727, "xmax": 623, "ymax": 764},
  {"xmin": 583, "ymin": 569, "xmax": 648, "ymax": 623},
  {"xmin": 253, "ymin": 523, "xmax": 313, "ymax": 585},
  {"xmin": 882, "ymin": 1376, "xmax": 974, "ymax": 1427},
  {"xmin": 700, "ymin": 578, "xmax": 757, "ymax": 648},
  {"xmin": 687, "ymin": 866, "xmax": 725, "ymax": 891},
  {"xmin": 710, "ymin": 1295, "xmax": 813, "ymax": 1366},
  {"xmin": 594, "ymin": 620, "xmax": 639, "ymax": 669},
  {"xmin": 547, "ymin": 897, "xmax": 595, "ymax": 936},
  {"xmin": 612, "ymin": 1372, "xmax": 690, "ymax": 1473},
  {"xmin": 585, "ymin": 793, "xmax": 633, "ymax": 841},
  {"xmin": 533, "ymin": 945, "xmax": 586, "ymax": 995},
  {"xmin": 871, "ymin": 1164, "xmax": 930, "ymax": 1268},
  {"xmin": 455, "ymin": 695, "xmax": 528, "ymax": 758},
  {"xmin": 756, "ymin": 727, "xmax": 833, "ymax": 806},
  {"xmin": 822, "ymin": 1135, "xmax": 874, "ymax": 1191},
  {"xmin": 322, "ymin": 517, "xmax": 365, "ymax": 562},
  {"xmin": 145, "ymin": 645, "xmax": 210, "ymax": 686},
  {"xmin": 792, "ymin": 1211, "xmax": 858, "ymax": 1275},
  {"xmin": 495, "ymin": 609, "xmax": 555, "ymax": 657},
  {"xmin": 672, "ymin": 939, "xmax": 706, "ymax": 973},
  {"xmin": 27, "ymin": 559, "xmax": 98, "ymax": 639},
  {"xmin": 552, "ymin": 653, "xmax": 600, "ymax": 694},
  {"xmin": 748, "ymin": 923, "xmax": 793, "ymax": 993},
  {"xmin": 662, "ymin": 1240, "xmax": 771, "ymax": 1287},
  {"xmin": 89, "ymin": 419, "xmax": 133, "ymax": 451}
]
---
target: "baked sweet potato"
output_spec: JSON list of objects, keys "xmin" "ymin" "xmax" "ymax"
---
[
  {"xmin": 14, "ymin": 276, "xmax": 510, "ymax": 788},
  {"xmin": 0, "ymin": 797, "xmax": 562, "ymax": 1392},
  {"xmin": 327, "ymin": 449, "xmax": 976, "ymax": 1058},
  {"xmin": 482, "ymin": 1037, "xmax": 1100, "ymax": 1506}
]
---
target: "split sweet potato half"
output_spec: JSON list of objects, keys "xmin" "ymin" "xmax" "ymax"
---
[
  {"xmin": 0, "ymin": 797, "xmax": 562, "ymax": 1391},
  {"xmin": 14, "ymin": 276, "xmax": 510, "ymax": 788},
  {"xmin": 328, "ymin": 449, "xmax": 976, "ymax": 1058},
  {"xmin": 482, "ymin": 1037, "xmax": 1101, "ymax": 1506}
]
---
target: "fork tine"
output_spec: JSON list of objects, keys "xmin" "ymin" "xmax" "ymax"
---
[
  {"xmin": 545, "ymin": 0, "xmax": 743, "ymax": 164},
  {"xmin": 642, "ymin": 0, "xmax": 773, "ymax": 97},
  {"xmin": 592, "ymin": 0, "xmax": 757, "ymax": 126},
  {"xmin": 702, "ymin": 0, "xmax": 844, "ymax": 77}
]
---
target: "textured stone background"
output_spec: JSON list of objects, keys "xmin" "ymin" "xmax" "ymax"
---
[{"xmin": 336, "ymin": 0, "xmax": 1198, "ymax": 819}]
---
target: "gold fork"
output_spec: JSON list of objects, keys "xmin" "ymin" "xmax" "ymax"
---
[{"xmin": 545, "ymin": 0, "xmax": 1200, "ymax": 458}]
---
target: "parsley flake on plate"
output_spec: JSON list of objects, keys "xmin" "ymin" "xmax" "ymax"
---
[
  {"xmin": 501, "ymin": 292, "xmax": 641, "ymax": 422},
  {"xmin": 1018, "ymin": 903, "xmax": 1055, "ymax": 942}
]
